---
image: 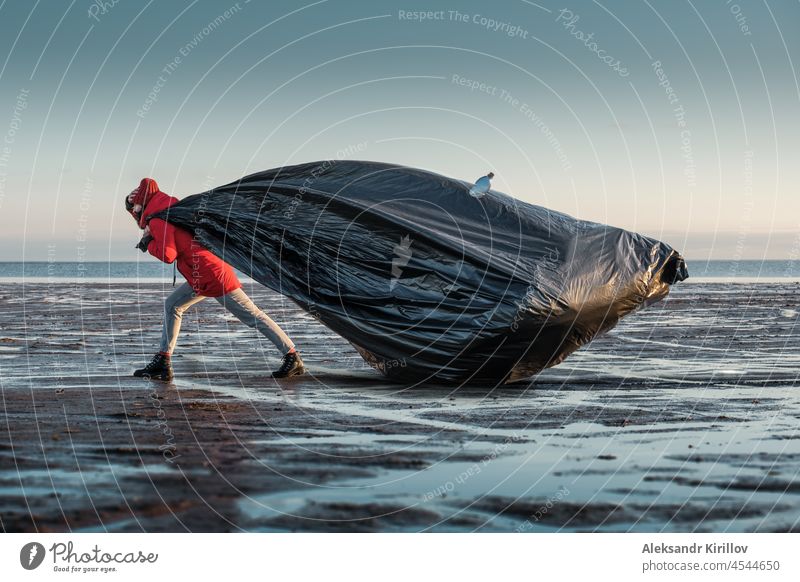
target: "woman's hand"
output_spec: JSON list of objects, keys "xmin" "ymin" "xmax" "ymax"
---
[{"xmin": 135, "ymin": 225, "xmax": 154, "ymax": 252}]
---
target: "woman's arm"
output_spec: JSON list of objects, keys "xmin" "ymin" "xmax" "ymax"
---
[{"xmin": 146, "ymin": 218, "xmax": 178, "ymax": 264}]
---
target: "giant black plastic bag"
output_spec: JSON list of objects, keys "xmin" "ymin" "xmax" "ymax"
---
[{"xmin": 156, "ymin": 160, "xmax": 687, "ymax": 384}]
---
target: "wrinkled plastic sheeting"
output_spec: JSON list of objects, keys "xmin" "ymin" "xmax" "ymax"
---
[{"xmin": 156, "ymin": 160, "xmax": 688, "ymax": 384}]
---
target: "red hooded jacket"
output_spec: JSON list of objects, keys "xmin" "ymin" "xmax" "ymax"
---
[{"xmin": 130, "ymin": 178, "xmax": 241, "ymax": 297}]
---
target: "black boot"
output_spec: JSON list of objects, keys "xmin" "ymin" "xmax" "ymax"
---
[
  {"xmin": 133, "ymin": 353, "xmax": 174, "ymax": 381},
  {"xmin": 272, "ymin": 351, "xmax": 305, "ymax": 378}
]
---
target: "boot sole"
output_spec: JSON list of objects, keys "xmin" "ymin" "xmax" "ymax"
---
[{"xmin": 271, "ymin": 366, "xmax": 306, "ymax": 379}]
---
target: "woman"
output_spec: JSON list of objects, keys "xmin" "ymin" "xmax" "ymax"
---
[{"xmin": 126, "ymin": 178, "xmax": 304, "ymax": 381}]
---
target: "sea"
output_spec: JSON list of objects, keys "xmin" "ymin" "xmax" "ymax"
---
[{"xmin": 0, "ymin": 260, "xmax": 798, "ymax": 284}]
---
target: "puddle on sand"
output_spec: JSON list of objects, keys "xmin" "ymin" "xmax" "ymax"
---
[
  {"xmin": 1, "ymin": 463, "xmax": 178, "ymax": 501},
  {"xmin": 234, "ymin": 406, "xmax": 800, "ymax": 532}
]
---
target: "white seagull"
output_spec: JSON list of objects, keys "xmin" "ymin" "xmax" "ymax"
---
[{"xmin": 469, "ymin": 172, "xmax": 494, "ymax": 198}]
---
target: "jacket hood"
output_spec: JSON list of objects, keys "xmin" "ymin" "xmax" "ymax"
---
[{"xmin": 128, "ymin": 178, "xmax": 177, "ymax": 228}]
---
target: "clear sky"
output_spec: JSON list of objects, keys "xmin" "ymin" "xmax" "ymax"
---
[{"xmin": 0, "ymin": 0, "xmax": 797, "ymax": 261}]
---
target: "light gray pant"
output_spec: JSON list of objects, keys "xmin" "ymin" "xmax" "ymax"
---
[{"xmin": 158, "ymin": 283, "xmax": 295, "ymax": 355}]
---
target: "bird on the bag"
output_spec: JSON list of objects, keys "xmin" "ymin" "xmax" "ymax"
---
[{"xmin": 469, "ymin": 172, "xmax": 494, "ymax": 198}]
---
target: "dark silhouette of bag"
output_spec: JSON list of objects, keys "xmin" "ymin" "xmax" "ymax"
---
[{"xmin": 157, "ymin": 160, "xmax": 687, "ymax": 385}]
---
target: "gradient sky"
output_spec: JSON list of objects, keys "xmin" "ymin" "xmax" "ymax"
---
[{"xmin": 0, "ymin": 0, "xmax": 798, "ymax": 260}]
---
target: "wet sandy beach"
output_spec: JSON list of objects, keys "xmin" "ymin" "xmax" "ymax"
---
[{"xmin": 1, "ymin": 281, "xmax": 798, "ymax": 532}]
